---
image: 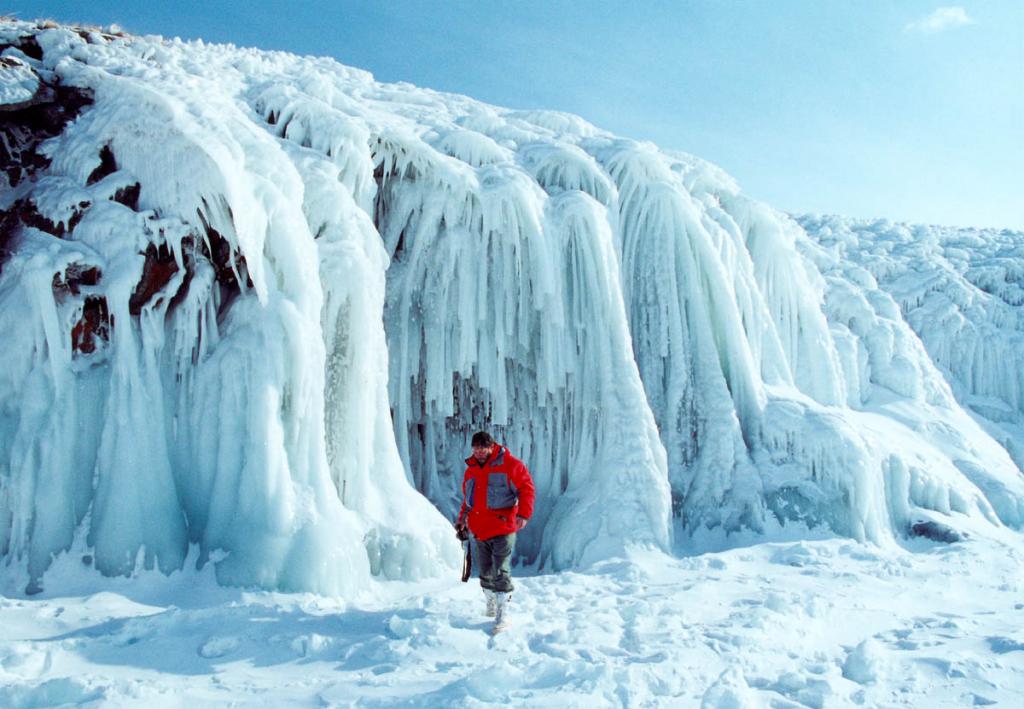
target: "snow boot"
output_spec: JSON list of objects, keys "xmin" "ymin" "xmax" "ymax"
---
[
  {"xmin": 492, "ymin": 592, "xmax": 511, "ymax": 633},
  {"xmin": 483, "ymin": 589, "xmax": 497, "ymax": 617}
]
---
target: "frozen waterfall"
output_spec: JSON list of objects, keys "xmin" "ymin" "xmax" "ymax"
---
[{"xmin": 1, "ymin": 20, "xmax": 1022, "ymax": 595}]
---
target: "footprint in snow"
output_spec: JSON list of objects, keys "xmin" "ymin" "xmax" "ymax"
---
[
  {"xmin": 770, "ymin": 545, "xmax": 820, "ymax": 567},
  {"xmin": 986, "ymin": 636, "xmax": 1024, "ymax": 654},
  {"xmin": 750, "ymin": 671, "xmax": 834, "ymax": 708},
  {"xmin": 701, "ymin": 667, "xmax": 758, "ymax": 708},
  {"xmin": 0, "ymin": 645, "xmax": 53, "ymax": 677},
  {"xmin": 198, "ymin": 636, "xmax": 240, "ymax": 659},
  {"xmin": 0, "ymin": 677, "xmax": 103, "ymax": 707},
  {"xmin": 764, "ymin": 592, "xmax": 790, "ymax": 613},
  {"xmin": 290, "ymin": 633, "xmax": 333, "ymax": 658},
  {"xmin": 842, "ymin": 639, "xmax": 884, "ymax": 685},
  {"xmin": 914, "ymin": 657, "xmax": 966, "ymax": 678}
]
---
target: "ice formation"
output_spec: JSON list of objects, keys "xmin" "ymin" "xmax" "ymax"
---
[
  {"xmin": 0, "ymin": 20, "xmax": 1022, "ymax": 594},
  {"xmin": 0, "ymin": 22, "xmax": 459, "ymax": 595}
]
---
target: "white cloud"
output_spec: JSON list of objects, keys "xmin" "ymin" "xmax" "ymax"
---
[{"xmin": 905, "ymin": 6, "xmax": 976, "ymax": 34}]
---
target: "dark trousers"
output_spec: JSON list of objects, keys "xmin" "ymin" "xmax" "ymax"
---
[{"xmin": 476, "ymin": 533, "xmax": 515, "ymax": 593}]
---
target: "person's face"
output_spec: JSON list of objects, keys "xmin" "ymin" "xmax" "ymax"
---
[{"xmin": 472, "ymin": 444, "xmax": 493, "ymax": 463}]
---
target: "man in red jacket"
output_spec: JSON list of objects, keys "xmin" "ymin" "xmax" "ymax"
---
[{"xmin": 455, "ymin": 431, "xmax": 535, "ymax": 633}]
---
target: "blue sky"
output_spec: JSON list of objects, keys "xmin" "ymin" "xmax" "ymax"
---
[{"xmin": 10, "ymin": 1, "xmax": 1023, "ymax": 229}]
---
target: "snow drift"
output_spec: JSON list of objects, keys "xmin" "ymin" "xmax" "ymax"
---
[{"xmin": 0, "ymin": 19, "xmax": 1021, "ymax": 594}]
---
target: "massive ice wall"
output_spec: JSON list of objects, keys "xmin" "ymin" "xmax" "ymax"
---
[
  {"xmin": 1, "ymin": 20, "xmax": 1022, "ymax": 593},
  {"xmin": 799, "ymin": 215, "xmax": 1024, "ymax": 525},
  {"xmin": 250, "ymin": 89, "xmax": 673, "ymax": 568},
  {"xmin": 593, "ymin": 140, "xmax": 1024, "ymax": 543},
  {"xmin": 0, "ymin": 21, "xmax": 459, "ymax": 594},
  {"xmin": 366, "ymin": 129, "xmax": 671, "ymax": 567}
]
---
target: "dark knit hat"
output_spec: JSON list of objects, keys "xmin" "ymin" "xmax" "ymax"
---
[{"xmin": 471, "ymin": 431, "xmax": 494, "ymax": 447}]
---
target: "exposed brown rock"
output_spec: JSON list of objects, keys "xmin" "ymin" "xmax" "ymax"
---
[
  {"xmin": 52, "ymin": 262, "xmax": 102, "ymax": 297},
  {"xmin": 71, "ymin": 295, "xmax": 110, "ymax": 354},
  {"xmin": 130, "ymin": 242, "xmax": 180, "ymax": 314},
  {"xmin": 14, "ymin": 197, "xmax": 90, "ymax": 238},
  {"xmin": 0, "ymin": 80, "xmax": 93, "ymax": 187},
  {"xmin": 196, "ymin": 218, "xmax": 252, "ymax": 293},
  {"xmin": 112, "ymin": 182, "xmax": 141, "ymax": 210},
  {"xmin": 86, "ymin": 144, "xmax": 117, "ymax": 185},
  {"xmin": 0, "ymin": 34, "xmax": 43, "ymax": 61},
  {"xmin": 0, "ymin": 208, "xmax": 18, "ymax": 275}
]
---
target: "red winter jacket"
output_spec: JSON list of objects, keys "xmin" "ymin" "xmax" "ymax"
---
[{"xmin": 456, "ymin": 445, "xmax": 535, "ymax": 540}]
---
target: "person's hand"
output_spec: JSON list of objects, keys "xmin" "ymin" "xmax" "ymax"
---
[
  {"xmin": 455, "ymin": 521, "xmax": 469, "ymax": 541},
  {"xmin": 515, "ymin": 516, "xmax": 528, "ymax": 531}
]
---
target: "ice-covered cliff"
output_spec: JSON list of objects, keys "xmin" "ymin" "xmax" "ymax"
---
[{"xmin": 1, "ymin": 20, "xmax": 1021, "ymax": 595}]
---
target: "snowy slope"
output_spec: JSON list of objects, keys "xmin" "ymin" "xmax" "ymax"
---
[{"xmin": 1, "ymin": 18, "xmax": 1023, "ymax": 600}]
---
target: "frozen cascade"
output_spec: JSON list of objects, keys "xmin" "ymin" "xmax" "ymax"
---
[
  {"xmin": 1, "ymin": 20, "xmax": 1022, "ymax": 593},
  {"xmin": 595, "ymin": 139, "xmax": 1024, "ymax": 542},
  {"xmin": 799, "ymin": 215, "xmax": 1024, "ymax": 525},
  {"xmin": 373, "ymin": 130, "xmax": 671, "ymax": 568},
  {"xmin": 0, "ymin": 22, "xmax": 459, "ymax": 594}
]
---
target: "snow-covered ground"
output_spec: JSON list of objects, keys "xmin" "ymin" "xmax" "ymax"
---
[{"xmin": 3, "ymin": 532, "xmax": 1022, "ymax": 707}]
